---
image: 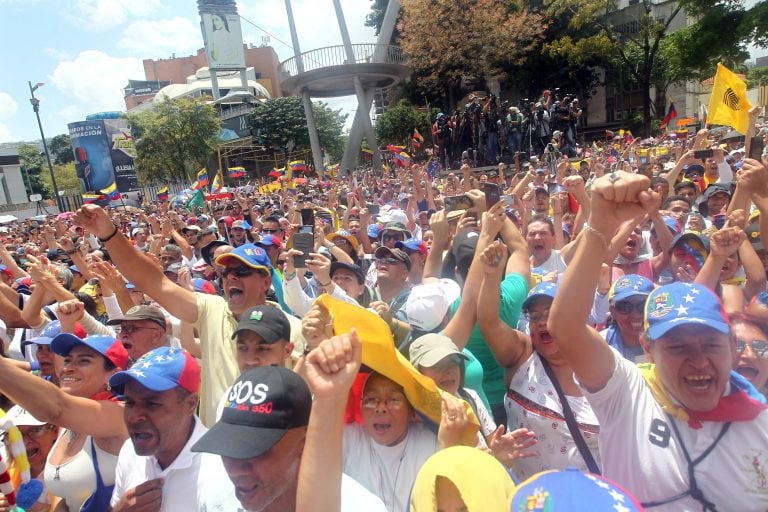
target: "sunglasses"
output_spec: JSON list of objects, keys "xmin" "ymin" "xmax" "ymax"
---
[
  {"xmin": 736, "ymin": 340, "xmax": 768, "ymax": 358},
  {"xmin": 261, "ymin": 229, "xmax": 279, "ymax": 234},
  {"xmin": 376, "ymin": 257, "xmax": 403, "ymax": 266},
  {"xmin": 613, "ymin": 301, "xmax": 645, "ymax": 314},
  {"xmin": 220, "ymin": 266, "xmax": 267, "ymax": 278}
]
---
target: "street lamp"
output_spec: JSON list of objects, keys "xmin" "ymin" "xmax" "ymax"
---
[{"xmin": 28, "ymin": 81, "xmax": 63, "ymax": 212}]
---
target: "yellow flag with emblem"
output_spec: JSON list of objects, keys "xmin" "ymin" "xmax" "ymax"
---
[{"xmin": 707, "ymin": 63, "xmax": 753, "ymax": 134}]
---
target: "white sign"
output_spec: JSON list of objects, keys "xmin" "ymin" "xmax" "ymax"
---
[{"xmin": 29, "ymin": 194, "xmax": 42, "ymax": 202}]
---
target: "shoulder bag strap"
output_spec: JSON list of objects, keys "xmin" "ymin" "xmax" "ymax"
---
[{"xmin": 540, "ymin": 356, "xmax": 601, "ymax": 474}]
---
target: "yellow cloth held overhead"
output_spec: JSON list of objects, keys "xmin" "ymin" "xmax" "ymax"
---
[
  {"xmin": 707, "ymin": 63, "xmax": 753, "ymax": 135},
  {"xmin": 409, "ymin": 446, "xmax": 514, "ymax": 512},
  {"xmin": 316, "ymin": 295, "xmax": 480, "ymax": 446}
]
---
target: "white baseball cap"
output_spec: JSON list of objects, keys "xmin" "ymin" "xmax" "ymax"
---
[
  {"xmin": 405, "ymin": 279, "xmax": 462, "ymax": 332},
  {"xmin": 7, "ymin": 405, "xmax": 46, "ymax": 427}
]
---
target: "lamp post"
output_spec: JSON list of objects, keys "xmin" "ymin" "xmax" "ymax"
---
[{"xmin": 28, "ymin": 81, "xmax": 63, "ymax": 212}]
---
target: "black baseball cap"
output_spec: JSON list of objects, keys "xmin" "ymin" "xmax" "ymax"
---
[
  {"xmin": 201, "ymin": 239, "xmax": 229, "ymax": 266},
  {"xmin": 191, "ymin": 366, "xmax": 311, "ymax": 459},
  {"xmin": 330, "ymin": 262, "xmax": 366, "ymax": 284},
  {"xmin": 231, "ymin": 306, "xmax": 291, "ymax": 343},
  {"xmin": 374, "ymin": 246, "xmax": 412, "ymax": 270}
]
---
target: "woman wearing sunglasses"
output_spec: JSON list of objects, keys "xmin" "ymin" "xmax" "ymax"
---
[
  {"xmin": 601, "ymin": 274, "xmax": 654, "ymax": 364},
  {"xmin": 730, "ymin": 312, "xmax": 768, "ymax": 392}
]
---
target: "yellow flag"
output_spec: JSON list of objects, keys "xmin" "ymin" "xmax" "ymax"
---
[{"xmin": 707, "ymin": 63, "xmax": 753, "ymax": 134}]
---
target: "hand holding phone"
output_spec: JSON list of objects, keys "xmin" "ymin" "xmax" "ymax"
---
[
  {"xmin": 483, "ymin": 183, "xmax": 501, "ymax": 208},
  {"xmin": 444, "ymin": 194, "xmax": 474, "ymax": 212},
  {"xmin": 292, "ymin": 233, "xmax": 314, "ymax": 268}
]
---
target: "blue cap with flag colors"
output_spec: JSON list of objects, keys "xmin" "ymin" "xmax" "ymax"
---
[
  {"xmin": 51, "ymin": 333, "xmax": 129, "ymax": 370},
  {"xmin": 522, "ymin": 282, "xmax": 558, "ymax": 310},
  {"xmin": 510, "ymin": 468, "xmax": 644, "ymax": 511},
  {"xmin": 214, "ymin": 244, "xmax": 273, "ymax": 274},
  {"xmin": 644, "ymin": 282, "xmax": 730, "ymax": 341},
  {"xmin": 609, "ymin": 274, "xmax": 654, "ymax": 303},
  {"xmin": 109, "ymin": 346, "xmax": 200, "ymax": 394}
]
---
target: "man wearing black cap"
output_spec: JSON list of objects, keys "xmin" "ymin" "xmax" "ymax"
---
[
  {"xmin": 232, "ymin": 305, "xmax": 293, "ymax": 373},
  {"xmin": 194, "ymin": 366, "xmax": 385, "ymax": 512}
]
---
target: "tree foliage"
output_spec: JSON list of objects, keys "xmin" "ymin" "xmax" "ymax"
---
[
  {"xmin": 248, "ymin": 97, "xmax": 348, "ymax": 164},
  {"xmin": 40, "ymin": 162, "xmax": 80, "ymax": 195},
  {"xmin": 543, "ymin": 0, "xmax": 763, "ymax": 135},
  {"xmin": 747, "ymin": 66, "xmax": 768, "ymax": 88},
  {"xmin": 17, "ymin": 144, "xmax": 48, "ymax": 197},
  {"xmin": 124, "ymin": 97, "xmax": 221, "ymax": 184},
  {"xmin": 398, "ymin": 0, "xmax": 547, "ymax": 103},
  {"xmin": 375, "ymin": 101, "xmax": 431, "ymax": 146},
  {"xmin": 49, "ymin": 134, "xmax": 75, "ymax": 165}
]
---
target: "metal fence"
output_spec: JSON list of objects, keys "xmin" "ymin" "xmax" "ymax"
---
[{"xmin": 278, "ymin": 44, "xmax": 406, "ymax": 78}]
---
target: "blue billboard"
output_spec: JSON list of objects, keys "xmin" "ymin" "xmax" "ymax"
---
[{"xmin": 68, "ymin": 118, "xmax": 138, "ymax": 194}]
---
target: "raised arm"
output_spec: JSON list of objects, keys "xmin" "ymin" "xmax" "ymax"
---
[
  {"xmin": 549, "ymin": 172, "xmax": 659, "ymax": 392},
  {"xmin": 72, "ymin": 205, "xmax": 199, "ymax": 323},
  {"xmin": 477, "ymin": 242, "xmax": 531, "ymax": 369}
]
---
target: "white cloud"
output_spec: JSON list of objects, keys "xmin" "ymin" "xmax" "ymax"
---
[
  {"xmin": 65, "ymin": 0, "xmax": 163, "ymax": 31},
  {"xmin": 0, "ymin": 123, "xmax": 14, "ymax": 143},
  {"xmin": 49, "ymin": 50, "xmax": 144, "ymax": 112},
  {"xmin": 0, "ymin": 92, "xmax": 18, "ymax": 119},
  {"xmin": 117, "ymin": 16, "xmax": 201, "ymax": 59}
]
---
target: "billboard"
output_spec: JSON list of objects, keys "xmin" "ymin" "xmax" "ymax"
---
[
  {"xmin": 200, "ymin": 12, "xmax": 246, "ymax": 69},
  {"xmin": 68, "ymin": 119, "xmax": 138, "ymax": 194}
]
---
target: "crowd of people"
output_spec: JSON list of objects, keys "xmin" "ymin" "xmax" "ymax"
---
[
  {"xmin": 432, "ymin": 88, "xmax": 582, "ymax": 170},
  {"xmin": 0, "ymin": 110, "xmax": 766, "ymax": 511}
]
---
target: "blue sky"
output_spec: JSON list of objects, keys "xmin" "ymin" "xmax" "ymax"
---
[{"xmin": 0, "ymin": 0, "xmax": 378, "ymax": 144}]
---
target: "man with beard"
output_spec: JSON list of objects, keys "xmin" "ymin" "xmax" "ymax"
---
[
  {"xmin": 109, "ymin": 346, "xmax": 209, "ymax": 511},
  {"xmin": 72, "ymin": 205, "xmax": 303, "ymax": 426}
]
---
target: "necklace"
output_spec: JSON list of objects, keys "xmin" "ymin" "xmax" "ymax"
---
[
  {"xmin": 53, "ymin": 429, "xmax": 78, "ymax": 481},
  {"xmin": 369, "ymin": 432, "xmax": 409, "ymax": 511}
]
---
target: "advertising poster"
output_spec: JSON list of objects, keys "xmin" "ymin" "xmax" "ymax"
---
[
  {"xmin": 103, "ymin": 118, "xmax": 139, "ymax": 192},
  {"xmin": 67, "ymin": 121, "xmax": 114, "ymax": 193},
  {"xmin": 200, "ymin": 12, "xmax": 246, "ymax": 69}
]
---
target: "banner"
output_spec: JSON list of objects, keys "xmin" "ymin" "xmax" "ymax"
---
[
  {"xmin": 200, "ymin": 12, "xmax": 246, "ymax": 69},
  {"xmin": 68, "ymin": 118, "xmax": 137, "ymax": 195},
  {"xmin": 707, "ymin": 63, "xmax": 753, "ymax": 134}
]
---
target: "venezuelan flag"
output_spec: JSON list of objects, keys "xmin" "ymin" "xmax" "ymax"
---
[
  {"xmin": 212, "ymin": 174, "xmax": 223, "ymax": 193},
  {"xmin": 100, "ymin": 182, "xmax": 121, "ymax": 201},
  {"xmin": 191, "ymin": 169, "xmax": 209, "ymax": 190},
  {"xmin": 156, "ymin": 187, "xmax": 169, "ymax": 201},
  {"xmin": 227, "ymin": 167, "xmax": 246, "ymax": 179},
  {"xmin": 83, "ymin": 193, "xmax": 108, "ymax": 206},
  {"xmin": 412, "ymin": 128, "xmax": 424, "ymax": 149},
  {"xmin": 289, "ymin": 161, "xmax": 308, "ymax": 173}
]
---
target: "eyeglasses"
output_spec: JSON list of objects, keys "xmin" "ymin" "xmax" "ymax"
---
[
  {"xmin": 361, "ymin": 396, "xmax": 406, "ymax": 410},
  {"xmin": 523, "ymin": 308, "xmax": 550, "ymax": 324},
  {"xmin": 613, "ymin": 301, "xmax": 645, "ymax": 314},
  {"xmin": 736, "ymin": 340, "xmax": 768, "ymax": 358},
  {"xmin": 1, "ymin": 425, "xmax": 54, "ymax": 443},
  {"xmin": 261, "ymin": 229, "xmax": 279, "ymax": 234},
  {"xmin": 376, "ymin": 257, "xmax": 403, "ymax": 266},
  {"xmin": 119, "ymin": 324, "xmax": 163, "ymax": 335},
  {"xmin": 220, "ymin": 266, "xmax": 266, "ymax": 279}
]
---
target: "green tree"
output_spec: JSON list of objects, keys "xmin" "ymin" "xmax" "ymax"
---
[
  {"xmin": 747, "ymin": 66, "xmax": 768, "ymax": 88},
  {"xmin": 544, "ymin": 0, "xmax": 763, "ymax": 135},
  {"xmin": 398, "ymin": 0, "xmax": 547, "ymax": 109},
  {"xmin": 248, "ymin": 97, "xmax": 348, "ymax": 166},
  {"xmin": 40, "ymin": 162, "xmax": 80, "ymax": 195},
  {"xmin": 375, "ymin": 101, "xmax": 431, "ymax": 146},
  {"xmin": 124, "ymin": 97, "xmax": 221, "ymax": 184},
  {"xmin": 17, "ymin": 143, "xmax": 47, "ymax": 197},
  {"xmin": 49, "ymin": 134, "xmax": 75, "ymax": 165}
]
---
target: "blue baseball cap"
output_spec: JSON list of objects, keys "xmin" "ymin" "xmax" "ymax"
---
[
  {"xmin": 109, "ymin": 346, "xmax": 200, "ymax": 394},
  {"xmin": 214, "ymin": 244, "xmax": 273, "ymax": 274},
  {"xmin": 510, "ymin": 468, "xmax": 643, "ymax": 511},
  {"xmin": 256, "ymin": 234, "xmax": 283, "ymax": 249},
  {"xmin": 652, "ymin": 216, "xmax": 679, "ymax": 235},
  {"xmin": 644, "ymin": 282, "xmax": 730, "ymax": 341},
  {"xmin": 367, "ymin": 224, "xmax": 381, "ymax": 239},
  {"xmin": 609, "ymin": 274, "xmax": 654, "ymax": 303},
  {"xmin": 522, "ymin": 282, "xmax": 558, "ymax": 311},
  {"xmin": 69, "ymin": 265, "xmax": 81, "ymax": 275},
  {"xmin": 51, "ymin": 333, "xmax": 129, "ymax": 370},
  {"xmin": 396, "ymin": 238, "xmax": 428, "ymax": 256}
]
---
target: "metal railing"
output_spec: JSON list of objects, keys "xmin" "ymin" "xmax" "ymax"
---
[{"xmin": 278, "ymin": 44, "xmax": 407, "ymax": 78}]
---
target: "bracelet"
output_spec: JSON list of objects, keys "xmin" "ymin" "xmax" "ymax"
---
[
  {"xmin": 318, "ymin": 281, "xmax": 331, "ymax": 287},
  {"xmin": 284, "ymin": 272, "xmax": 297, "ymax": 281},
  {"xmin": 98, "ymin": 225, "xmax": 119, "ymax": 244},
  {"xmin": 582, "ymin": 222, "xmax": 611, "ymax": 250}
]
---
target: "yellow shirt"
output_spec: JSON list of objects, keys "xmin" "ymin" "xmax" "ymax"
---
[{"xmin": 193, "ymin": 294, "xmax": 304, "ymax": 426}]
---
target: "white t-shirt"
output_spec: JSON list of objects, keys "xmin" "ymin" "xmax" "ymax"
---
[
  {"xmin": 582, "ymin": 347, "xmax": 768, "ymax": 511},
  {"xmin": 110, "ymin": 416, "xmax": 210, "ymax": 510},
  {"xmin": 198, "ymin": 469, "xmax": 387, "ymax": 512},
  {"xmin": 343, "ymin": 422, "xmax": 437, "ymax": 512},
  {"xmin": 531, "ymin": 249, "xmax": 567, "ymax": 276}
]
